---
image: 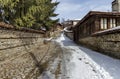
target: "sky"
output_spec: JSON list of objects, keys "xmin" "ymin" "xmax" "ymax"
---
[{"xmin": 53, "ymin": 0, "xmax": 113, "ymax": 21}]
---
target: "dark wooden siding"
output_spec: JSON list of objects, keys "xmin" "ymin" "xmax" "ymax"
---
[
  {"xmin": 78, "ymin": 16, "xmax": 96, "ymax": 39},
  {"xmin": 73, "ymin": 11, "xmax": 120, "ymax": 42},
  {"xmin": 117, "ymin": 17, "xmax": 120, "ymax": 26}
]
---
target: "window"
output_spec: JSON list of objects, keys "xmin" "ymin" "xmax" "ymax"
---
[
  {"xmin": 101, "ymin": 18, "xmax": 107, "ymax": 29},
  {"xmin": 110, "ymin": 18, "xmax": 116, "ymax": 28}
]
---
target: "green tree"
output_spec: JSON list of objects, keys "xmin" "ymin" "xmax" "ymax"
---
[
  {"xmin": 30, "ymin": 0, "xmax": 59, "ymax": 31},
  {"xmin": 0, "ymin": 0, "xmax": 59, "ymax": 31}
]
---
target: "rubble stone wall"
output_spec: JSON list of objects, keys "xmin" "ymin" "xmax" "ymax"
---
[
  {"xmin": 79, "ymin": 33, "xmax": 120, "ymax": 59},
  {"xmin": 65, "ymin": 32, "xmax": 73, "ymax": 40},
  {"xmin": 0, "ymin": 28, "xmax": 57, "ymax": 79}
]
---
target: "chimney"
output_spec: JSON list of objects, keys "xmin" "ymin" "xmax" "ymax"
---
[{"xmin": 112, "ymin": 0, "xmax": 120, "ymax": 12}]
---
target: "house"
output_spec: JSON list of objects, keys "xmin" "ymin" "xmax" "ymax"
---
[
  {"xmin": 62, "ymin": 20, "xmax": 79, "ymax": 39},
  {"xmin": 73, "ymin": 0, "xmax": 120, "ymax": 43},
  {"xmin": 62, "ymin": 20, "xmax": 79, "ymax": 30}
]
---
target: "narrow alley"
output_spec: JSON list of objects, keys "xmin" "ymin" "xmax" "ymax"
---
[{"xmin": 50, "ymin": 33, "xmax": 120, "ymax": 79}]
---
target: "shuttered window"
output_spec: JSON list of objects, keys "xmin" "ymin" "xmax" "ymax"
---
[
  {"xmin": 100, "ymin": 18, "xmax": 107, "ymax": 29},
  {"xmin": 110, "ymin": 18, "xmax": 116, "ymax": 28}
]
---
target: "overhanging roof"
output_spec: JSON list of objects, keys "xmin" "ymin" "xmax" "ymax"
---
[{"xmin": 75, "ymin": 11, "xmax": 120, "ymax": 28}]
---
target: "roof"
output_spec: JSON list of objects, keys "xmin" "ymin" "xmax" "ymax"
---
[
  {"xmin": 63, "ymin": 20, "xmax": 80, "ymax": 23},
  {"xmin": 75, "ymin": 11, "xmax": 120, "ymax": 27}
]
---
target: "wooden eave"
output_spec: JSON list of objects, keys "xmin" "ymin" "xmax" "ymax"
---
[{"xmin": 74, "ymin": 11, "xmax": 120, "ymax": 28}]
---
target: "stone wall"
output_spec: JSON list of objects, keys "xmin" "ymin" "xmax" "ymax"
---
[
  {"xmin": 65, "ymin": 32, "xmax": 73, "ymax": 40},
  {"xmin": 79, "ymin": 32, "xmax": 120, "ymax": 59},
  {"xmin": 0, "ymin": 28, "xmax": 59, "ymax": 79}
]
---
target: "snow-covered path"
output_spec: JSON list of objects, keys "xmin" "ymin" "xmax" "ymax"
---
[{"xmin": 56, "ymin": 33, "xmax": 120, "ymax": 79}]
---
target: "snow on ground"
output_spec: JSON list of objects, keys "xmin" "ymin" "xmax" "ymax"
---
[{"xmin": 56, "ymin": 33, "xmax": 120, "ymax": 79}]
